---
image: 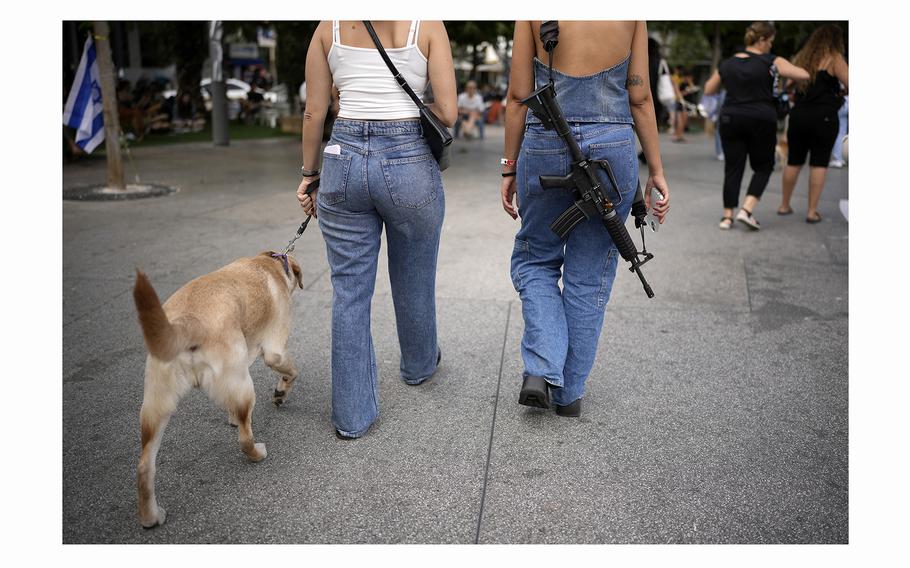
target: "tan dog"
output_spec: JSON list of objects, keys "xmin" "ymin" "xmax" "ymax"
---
[{"xmin": 132, "ymin": 251, "xmax": 303, "ymax": 528}]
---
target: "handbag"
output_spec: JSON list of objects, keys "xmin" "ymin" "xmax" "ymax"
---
[
  {"xmin": 770, "ymin": 63, "xmax": 790, "ymax": 120},
  {"xmin": 363, "ymin": 21, "xmax": 453, "ymax": 171},
  {"xmin": 657, "ymin": 59, "xmax": 676, "ymax": 110}
]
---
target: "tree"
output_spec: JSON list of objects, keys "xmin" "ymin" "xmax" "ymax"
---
[
  {"xmin": 273, "ymin": 21, "xmax": 319, "ymax": 97},
  {"xmin": 171, "ymin": 22, "xmax": 208, "ymax": 118},
  {"xmin": 93, "ymin": 21, "xmax": 125, "ymax": 189},
  {"xmin": 445, "ymin": 21, "xmax": 514, "ymax": 81}
]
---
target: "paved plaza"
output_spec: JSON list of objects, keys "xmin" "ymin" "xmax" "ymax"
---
[{"xmin": 62, "ymin": 125, "xmax": 848, "ymax": 543}]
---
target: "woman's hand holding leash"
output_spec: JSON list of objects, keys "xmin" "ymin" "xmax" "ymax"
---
[{"xmin": 297, "ymin": 175, "xmax": 320, "ymax": 218}]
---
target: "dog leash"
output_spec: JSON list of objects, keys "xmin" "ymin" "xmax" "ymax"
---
[{"xmin": 271, "ymin": 180, "xmax": 319, "ymax": 276}]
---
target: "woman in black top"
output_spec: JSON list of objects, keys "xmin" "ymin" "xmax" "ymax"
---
[
  {"xmin": 777, "ymin": 25, "xmax": 849, "ymax": 223},
  {"xmin": 704, "ymin": 22, "xmax": 808, "ymax": 230}
]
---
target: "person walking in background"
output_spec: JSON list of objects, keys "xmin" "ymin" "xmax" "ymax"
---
[
  {"xmin": 829, "ymin": 95, "xmax": 848, "ymax": 168},
  {"xmin": 455, "ymin": 80, "xmax": 486, "ymax": 139},
  {"xmin": 500, "ymin": 21, "xmax": 669, "ymax": 418},
  {"xmin": 640, "ymin": 36, "xmax": 664, "ymax": 163},
  {"xmin": 777, "ymin": 24, "xmax": 848, "ymax": 223},
  {"xmin": 704, "ymin": 21, "xmax": 809, "ymax": 230},
  {"xmin": 296, "ymin": 20, "xmax": 457, "ymax": 439},
  {"xmin": 671, "ymin": 65, "xmax": 692, "ymax": 142}
]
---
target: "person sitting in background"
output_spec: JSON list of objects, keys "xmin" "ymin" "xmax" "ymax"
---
[{"xmin": 455, "ymin": 80, "xmax": 486, "ymax": 139}]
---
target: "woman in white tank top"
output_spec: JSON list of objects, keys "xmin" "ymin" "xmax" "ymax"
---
[{"xmin": 294, "ymin": 21, "xmax": 457, "ymax": 439}]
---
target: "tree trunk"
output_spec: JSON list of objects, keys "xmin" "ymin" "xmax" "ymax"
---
[
  {"xmin": 711, "ymin": 22, "xmax": 722, "ymax": 72},
  {"xmin": 93, "ymin": 21, "xmax": 125, "ymax": 190},
  {"xmin": 209, "ymin": 21, "xmax": 229, "ymax": 146},
  {"xmin": 471, "ymin": 43, "xmax": 481, "ymax": 80}
]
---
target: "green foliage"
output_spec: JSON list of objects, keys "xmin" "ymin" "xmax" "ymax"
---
[
  {"xmin": 171, "ymin": 22, "xmax": 208, "ymax": 113},
  {"xmin": 651, "ymin": 20, "xmax": 848, "ymax": 65},
  {"xmin": 273, "ymin": 21, "xmax": 319, "ymax": 96},
  {"xmin": 444, "ymin": 21, "xmax": 514, "ymax": 80},
  {"xmin": 445, "ymin": 21, "xmax": 513, "ymax": 48}
]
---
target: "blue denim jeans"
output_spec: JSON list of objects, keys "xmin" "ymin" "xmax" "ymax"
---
[
  {"xmin": 511, "ymin": 122, "xmax": 638, "ymax": 407},
  {"xmin": 317, "ymin": 119, "xmax": 444, "ymax": 437},
  {"xmin": 831, "ymin": 96, "xmax": 848, "ymax": 162}
]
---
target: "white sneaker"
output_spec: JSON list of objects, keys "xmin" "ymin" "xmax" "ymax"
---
[
  {"xmin": 719, "ymin": 216, "xmax": 733, "ymax": 230},
  {"xmin": 736, "ymin": 208, "xmax": 761, "ymax": 230}
]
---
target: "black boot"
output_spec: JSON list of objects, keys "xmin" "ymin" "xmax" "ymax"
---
[
  {"xmin": 518, "ymin": 375, "xmax": 550, "ymax": 409},
  {"xmin": 555, "ymin": 398, "xmax": 582, "ymax": 417}
]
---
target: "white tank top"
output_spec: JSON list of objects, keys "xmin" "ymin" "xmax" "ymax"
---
[{"xmin": 328, "ymin": 20, "xmax": 429, "ymax": 120}]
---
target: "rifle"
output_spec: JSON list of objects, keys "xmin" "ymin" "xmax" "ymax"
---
[{"xmin": 520, "ymin": 21, "xmax": 657, "ymax": 298}]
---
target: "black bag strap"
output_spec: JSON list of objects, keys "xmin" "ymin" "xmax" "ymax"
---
[{"xmin": 363, "ymin": 21, "xmax": 427, "ymax": 111}]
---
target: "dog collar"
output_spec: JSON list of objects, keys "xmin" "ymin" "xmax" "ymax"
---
[{"xmin": 269, "ymin": 252, "xmax": 290, "ymax": 276}]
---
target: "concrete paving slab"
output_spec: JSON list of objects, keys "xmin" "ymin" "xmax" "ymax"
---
[
  {"xmin": 478, "ymin": 302, "xmax": 847, "ymax": 543},
  {"xmin": 62, "ymin": 287, "xmax": 509, "ymax": 543}
]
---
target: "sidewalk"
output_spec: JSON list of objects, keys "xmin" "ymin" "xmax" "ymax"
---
[{"xmin": 62, "ymin": 125, "xmax": 848, "ymax": 543}]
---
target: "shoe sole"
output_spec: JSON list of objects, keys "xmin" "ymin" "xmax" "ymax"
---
[
  {"xmin": 518, "ymin": 376, "xmax": 550, "ymax": 409},
  {"xmin": 737, "ymin": 218, "xmax": 760, "ymax": 231}
]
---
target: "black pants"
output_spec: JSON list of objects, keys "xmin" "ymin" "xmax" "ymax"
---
[
  {"xmin": 719, "ymin": 113, "xmax": 777, "ymax": 209},
  {"xmin": 787, "ymin": 107, "xmax": 839, "ymax": 167}
]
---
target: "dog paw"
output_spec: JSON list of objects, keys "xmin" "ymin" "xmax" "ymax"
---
[
  {"xmin": 248, "ymin": 443, "xmax": 267, "ymax": 462},
  {"xmin": 272, "ymin": 389, "xmax": 286, "ymax": 407},
  {"xmin": 140, "ymin": 506, "xmax": 167, "ymax": 529}
]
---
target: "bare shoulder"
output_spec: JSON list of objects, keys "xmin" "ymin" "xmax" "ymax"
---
[
  {"xmin": 314, "ymin": 20, "xmax": 332, "ymax": 50},
  {"xmin": 420, "ymin": 20, "xmax": 446, "ymax": 41}
]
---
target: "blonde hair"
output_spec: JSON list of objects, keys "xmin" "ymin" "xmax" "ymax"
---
[
  {"xmin": 792, "ymin": 24, "xmax": 845, "ymax": 89},
  {"xmin": 744, "ymin": 21, "xmax": 776, "ymax": 46}
]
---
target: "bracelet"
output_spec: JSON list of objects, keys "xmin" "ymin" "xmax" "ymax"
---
[
  {"xmin": 500, "ymin": 158, "xmax": 517, "ymax": 167},
  {"xmin": 301, "ymin": 167, "xmax": 320, "ymax": 177},
  {"xmin": 501, "ymin": 171, "xmax": 517, "ymax": 178}
]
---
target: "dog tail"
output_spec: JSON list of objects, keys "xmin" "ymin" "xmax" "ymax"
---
[{"xmin": 133, "ymin": 270, "xmax": 193, "ymax": 361}]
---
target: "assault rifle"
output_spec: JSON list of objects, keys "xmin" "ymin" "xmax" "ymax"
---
[{"xmin": 520, "ymin": 21, "xmax": 657, "ymax": 298}]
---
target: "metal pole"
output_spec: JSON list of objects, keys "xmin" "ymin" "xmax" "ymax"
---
[
  {"xmin": 210, "ymin": 20, "xmax": 229, "ymax": 146},
  {"xmin": 93, "ymin": 21, "xmax": 126, "ymax": 190}
]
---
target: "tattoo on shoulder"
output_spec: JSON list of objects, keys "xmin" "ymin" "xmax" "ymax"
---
[{"xmin": 627, "ymin": 74, "xmax": 644, "ymax": 88}]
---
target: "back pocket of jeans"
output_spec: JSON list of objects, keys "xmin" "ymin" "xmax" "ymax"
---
[
  {"xmin": 589, "ymin": 139, "xmax": 634, "ymax": 200},
  {"xmin": 319, "ymin": 152, "xmax": 352, "ymax": 206},
  {"xmin": 524, "ymin": 147, "xmax": 568, "ymax": 196},
  {"xmin": 380, "ymin": 153, "xmax": 440, "ymax": 209}
]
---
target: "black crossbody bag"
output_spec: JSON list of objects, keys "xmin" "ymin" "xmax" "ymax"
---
[{"xmin": 363, "ymin": 21, "xmax": 452, "ymax": 171}]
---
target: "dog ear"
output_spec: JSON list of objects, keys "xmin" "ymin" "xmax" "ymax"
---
[{"xmin": 290, "ymin": 258, "xmax": 303, "ymax": 289}]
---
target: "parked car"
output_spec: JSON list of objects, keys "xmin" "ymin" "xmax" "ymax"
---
[{"xmin": 163, "ymin": 78, "xmax": 278, "ymax": 111}]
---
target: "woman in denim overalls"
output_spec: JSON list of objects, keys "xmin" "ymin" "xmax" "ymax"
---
[
  {"xmin": 501, "ymin": 21, "xmax": 670, "ymax": 417},
  {"xmin": 297, "ymin": 21, "xmax": 457, "ymax": 438}
]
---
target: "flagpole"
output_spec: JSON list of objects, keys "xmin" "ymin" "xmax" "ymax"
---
[{"xmin": 93, "ymin": 21, "xmax": 125, "ymax": 190}]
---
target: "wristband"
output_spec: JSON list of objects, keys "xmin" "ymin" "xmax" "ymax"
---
[
  {"xmin": 301, "ymin": 167, "xmax": 320, "ymax": 177},
  {"xmin": 500, "ymin": 158, "xmax": 517, "ymax": 167},
  {"xmin": 501, "ymin": 171, "xmax": 517, "ymax": 178}
]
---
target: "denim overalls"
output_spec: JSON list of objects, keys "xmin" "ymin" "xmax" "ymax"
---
[
  {"xmin": 317, "ymin": 119, "xmax": 444, "ymax": 437},
  {"xmin": 511, "ymin": 57, "xmax": 638, "ymax": 407}
]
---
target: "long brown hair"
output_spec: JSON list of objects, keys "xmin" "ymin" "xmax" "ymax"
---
[{"xmin": 792, "ymin": 25, "xmax": 845, "ymax": 88}]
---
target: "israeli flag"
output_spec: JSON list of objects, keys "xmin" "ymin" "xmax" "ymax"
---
[{"xmin": 63, "ymin": 35, "xmax": 105, "ymax": 153}]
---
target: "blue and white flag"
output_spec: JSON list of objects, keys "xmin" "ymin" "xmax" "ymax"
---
[{"xmin": 63, "ymin": 35, "xmax": 105, "ymax": 153}]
